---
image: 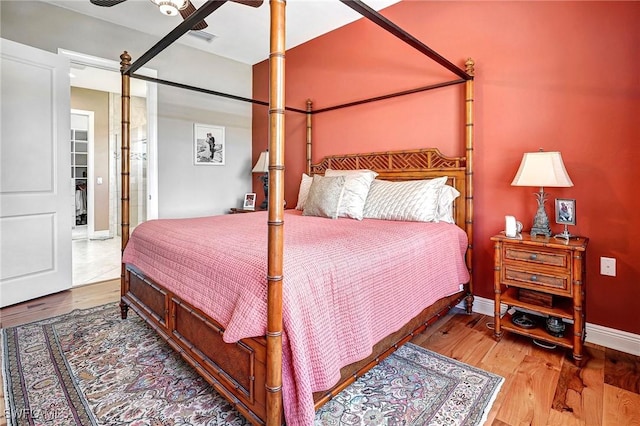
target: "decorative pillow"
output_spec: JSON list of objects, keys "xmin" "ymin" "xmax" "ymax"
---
[
  {"xmin": 324, "ymin": 169, "xmax": 378, "ymax": 220},
  {"xmin": 302, "ymin": 175, "xmax": 347, "ymax": 219},
  {"xmin": 436, "ymin": 185, "xmax": 461, "ymax": 224},
  {"xmin": 295, "ymin": 173, "xmax": 313, "ymax": 210},
  {"xmin": 363, "ymin": 176, "xmax": 448, "ymax": 222}
]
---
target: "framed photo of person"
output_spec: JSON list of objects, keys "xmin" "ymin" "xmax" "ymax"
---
[
  {"xmin": 194, "ymin": 123, "xmax": 225, "ymax": 165},
  {"xmin": 555, "ymin": 198, "xmax": 576, "ymax": 225},
  {"xmin": 243, "ymin": 193, "xmax": 257, "ymax": 210}
]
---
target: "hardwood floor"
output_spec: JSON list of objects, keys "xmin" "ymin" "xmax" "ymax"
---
[
  {"xmin": 0, "ymin": 279, "xmax": 120, "ymax": 329},
  {"xmin": 413, "ymin": 309, "xmax": 640, "ymax": 426},
  {"xmin": 1, "ymin": 280, "xmax": 639, "ymax": 425}
]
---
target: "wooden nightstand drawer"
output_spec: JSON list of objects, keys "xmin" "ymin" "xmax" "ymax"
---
[
  {"xmin": 503, "ymin": 265, "xmax": 571, "ymax": 295},
  {"xmin": 503, "ymin": 246, "xmax": 569, "ymax": 270}
]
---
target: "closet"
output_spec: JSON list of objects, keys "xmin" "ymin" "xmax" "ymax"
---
[{"xmin": 71, "ymin": 113, "xmax": 89, "ymax": 226}]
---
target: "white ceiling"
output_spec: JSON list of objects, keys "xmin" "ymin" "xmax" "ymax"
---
[{"xmin": 44, "ymin": 0, "xmax": 401, "ymax": 65}]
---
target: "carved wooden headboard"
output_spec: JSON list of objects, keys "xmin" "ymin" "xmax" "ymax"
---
[{"xmin": 309, "ymin": 148, "xmax": 467, "ymax": 229}]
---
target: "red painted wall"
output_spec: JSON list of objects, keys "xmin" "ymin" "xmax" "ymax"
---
[{"xmin": 253, "ymin": 1, "xmax": 640, "ymax": 335}]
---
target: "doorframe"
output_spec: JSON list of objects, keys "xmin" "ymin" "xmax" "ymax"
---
[
  {"xmin": 58, "ymin": 49, "xmax": 159, "ymax": 225},
  {"xmin": 70, "ymin": 109, "xmax": 95, "ymax": 238}
]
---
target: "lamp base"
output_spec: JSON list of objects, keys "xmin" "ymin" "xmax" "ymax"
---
[
  {"xmin": 260, "ymin": 173, "xmax": 268, "ymax": 210},
  {"xmin": 530, "ymin": 188, "xmax": 552, "ymax": 237},
  {"xmin": 531, "ymin": 225, "xmax": 552, "ymax": 238}
]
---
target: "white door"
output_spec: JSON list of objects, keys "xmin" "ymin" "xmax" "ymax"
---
[{"xmin": 0, "ymin": 38, "xmax": 72, "ymax": 307}]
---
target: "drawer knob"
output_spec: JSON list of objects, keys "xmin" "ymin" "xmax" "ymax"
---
[
  {"xmin": 530, "ymin": 254, "xmax": 538, "ymax": 260},
  {"xmin": 531, "ymin": 275, "xmax": 538, "ymax": 281}
]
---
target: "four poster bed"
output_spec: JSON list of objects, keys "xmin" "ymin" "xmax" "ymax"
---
[{"xmin": 118, "ymin": 1, "xmax": 476, "ymax": 425}]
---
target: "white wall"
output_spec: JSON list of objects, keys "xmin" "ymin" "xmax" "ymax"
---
[{"xmin": 0, "ymin": 0, "xmax": 253, "ymax": 218}]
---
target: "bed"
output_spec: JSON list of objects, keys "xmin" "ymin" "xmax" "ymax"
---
[{"xmin": 118, "ymin": 1, "xmax": 475, "ymax": 425}]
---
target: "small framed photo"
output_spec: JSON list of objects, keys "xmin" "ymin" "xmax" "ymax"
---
[
  {"xmin": 194, "ymin": 123, "xmax": 225, "ymax": 165},
  {"xmin": 243, "ymin": 193, "xmax": 256, "ymax": 210},
  {"xmin": 555, "ymin": 198, "xmax": 576, "ymax": 225}
]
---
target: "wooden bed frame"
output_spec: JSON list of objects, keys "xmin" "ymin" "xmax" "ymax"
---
[{"xmin": 118, "ymin": 2, "xmax": 475, "ymax": 425}]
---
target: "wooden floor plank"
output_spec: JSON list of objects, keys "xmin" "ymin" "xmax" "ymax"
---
[
  {"xmin": 552, "ymin": 346, "xmax": 604, "ymax": 426},
  {"xmin": 604, "ymin": 347, "xmax": 640, "ymax": 394},
  {"xmin": 602, "ymin": 383, "xmax": 640, "ymax": 426},
  {"xmin": 493, "ymin": 354, "xmax": 560, "ymax": 426},
  {"xmin": 0, "ymin": 279, "xmax": 119, "ymax": 329},
  {"xmin": 546, "ymin": 408, "xmax": 586, "ymax": 426},
  {"xmin": 414, "ymin": 313, "xmax": 497, "ymax": 366},
  {"xmin": 479, "ymin": 333, "xmax": 530, "ymax": 378}
]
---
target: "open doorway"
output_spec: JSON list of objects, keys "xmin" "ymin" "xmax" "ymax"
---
[{"xmin": 61, "ymin": 49, "xmax": 157, "ymax": 286}]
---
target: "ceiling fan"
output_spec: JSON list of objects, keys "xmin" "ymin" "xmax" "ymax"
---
[{"xmin": 89, "ymin": 0, "xmax": 263, "ymax": 31}]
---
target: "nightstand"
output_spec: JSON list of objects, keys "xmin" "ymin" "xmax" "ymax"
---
[
  {"xmin": 229, "ymin": 208, "xmax": 264, "ymax": 214},
  {"xmin": 491, "ymin": 232, "xmax": 588, "ymax": 365}
]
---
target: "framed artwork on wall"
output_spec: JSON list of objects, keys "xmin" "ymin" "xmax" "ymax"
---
[{"xmin": 194, "ymin": 123, "xmax": 225, "ymax": 165}]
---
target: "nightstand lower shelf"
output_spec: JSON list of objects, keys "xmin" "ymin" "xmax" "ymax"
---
[
  {"xmin": 500, "ymin": 312, "xmax": 574, "ymax": 349},
  {"xmin": 501, "ymin": 287, "xmax": 573, "ymax": 319}
]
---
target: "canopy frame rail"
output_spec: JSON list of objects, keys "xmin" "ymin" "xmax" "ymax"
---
[
  {"xmin": 130, "ymin": 73, "xmax": 307, "ymax": 114},
  {"xmin": 312, "ymin": 78, "xmax": 466, "ymax": 114},
  {"xmin": 130, "ymin": 73, "xmax": 467, "ymax": 116},
  {"xmin": 340, "ymin": 0, "xmax": 473, "ymax": 81}
]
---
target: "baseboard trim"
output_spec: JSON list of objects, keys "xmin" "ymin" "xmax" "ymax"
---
[
  {"xmin": 457, "ymin": 296, "xmax": 640, "ymax": 356},
  {"xmin": 89, "ymin": 230, "xmax": 111, "ymax": 240},
  {"xmin": 585, "ymin": 323, "xmax": 640, "ymax": 356}
]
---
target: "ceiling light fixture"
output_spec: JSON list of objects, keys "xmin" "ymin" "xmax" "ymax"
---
[{"xmin": 150, "ymin": 0, "xmax": 188, "ymax": 17}]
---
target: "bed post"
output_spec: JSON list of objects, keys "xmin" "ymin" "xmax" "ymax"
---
[
  {"xmin": 119, "ymin": 51, "xmax": 131, "ymax": 320},
  {"xmin": 306, "ymin": 99, "xmax": 313, "ymax": 175},
  {"xmin": 266, "ymin": 0, "xmax": 285, "ymax": 424},
  {"xmin": 464, "ymin": 58, "xmax": 475, "ymax": 314}
]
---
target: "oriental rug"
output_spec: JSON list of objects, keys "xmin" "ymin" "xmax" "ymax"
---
[{"xmin": 1, "ymin": 304, "xmax": 503, "ymax": 426}]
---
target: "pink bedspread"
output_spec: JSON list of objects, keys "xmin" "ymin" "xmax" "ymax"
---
[{"xmin": 122, "ymin": 210, "xmax": 470, "ymax": 425}]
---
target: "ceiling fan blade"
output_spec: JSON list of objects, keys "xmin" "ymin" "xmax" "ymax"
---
[
  {"xmin": 179, "ymin": 0, "xmax": 208, "ymax": 31},
  {"xmin": 229, "ymin": 0, "xmax": 264, "ymax": 7},
  {"xmin": 89, "ymin": 0, "xmax": 128, "ymax": 6}
]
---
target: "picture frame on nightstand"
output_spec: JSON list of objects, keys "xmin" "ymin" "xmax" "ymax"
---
[
  {"xmin": 555, "ymin": 198, "xmax": 576, "ymax": 240},
  {"xmin": 555, "ymin": 198, "xmax": 576, "ymax": 225},
  {"xmin": 243, "ymin": 193, "xmax": 256, "ymax": 210}
]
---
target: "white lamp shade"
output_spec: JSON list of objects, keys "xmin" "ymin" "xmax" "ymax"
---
[
  {"xmin": 252, "ymin": 151, "xmax": 269, "ymax": 173},
  {"xmin": 511, "ymin": 151, "xmax": 573, "ymax": 188}
]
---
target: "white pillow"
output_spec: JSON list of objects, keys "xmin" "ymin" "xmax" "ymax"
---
[
  {"xmin": 363, "ymin": 176, "xmax": 448, "ymax": 222},
  {"xmin": 436, "ymin": 185, "xmax": 461, "ymax": 224},
  {"xmin": 324, "ymin": 169, "xmax": 378, "ymax": 220},
  {"xmin": 295, "ymin": 173, "xmax": 313, "ymax": 210},
  {"xmin": 302, "ymin": 175, "xmax": 346, "ymax": 219}
]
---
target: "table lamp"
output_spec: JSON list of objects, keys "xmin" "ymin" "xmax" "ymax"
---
[
  {"xmin": 252, "ymin": 150, "xmax": 269, "ymax": 210},
  {"xmin": 511, "ymin": 150, "xmax": 573, "ymax": 237}
]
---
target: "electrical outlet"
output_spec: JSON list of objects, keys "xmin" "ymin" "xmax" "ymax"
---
[{"xmin": 600, "ymin": 257, "xmax": 616, "ymax": 277}]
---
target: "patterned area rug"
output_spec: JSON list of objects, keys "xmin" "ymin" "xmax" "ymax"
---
[{"xmin": 1, "ymin": 304, "xmax": 503, "ymax": 425}]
